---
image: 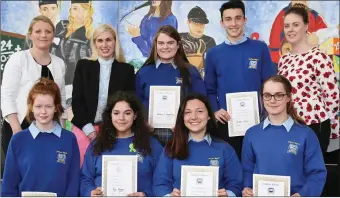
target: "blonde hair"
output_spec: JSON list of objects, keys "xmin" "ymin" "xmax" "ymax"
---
[
  {"xmin": 66, "ymin": 3, "xmax": 94, "ymax": 40},
  {"xmin": 26, "ymin": 15, "xmax": 55, "ymax": 48},
  {"xmin": 88, "ymin": 24, "xmax": 126, "ymax": 62}
]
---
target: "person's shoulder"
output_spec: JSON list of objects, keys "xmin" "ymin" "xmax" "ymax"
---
[
  {"xmin": 211, "ymin": 137, "xmax": 236, "ymax": 151},
  {"xmin": 246, "ymin": 122, "xmax": 265, "ymax": 136},
  {"xmin": 9, "ymin": 50, "xmax": 27, "ymax": 60},
  {"xmin": 61, "ymin": 128, "xmax": 77, "ymax": 140},
  {"xmin": 150, "ymin": 136, "xmax": 163, "ymax": 149},
  {"xmin": 11, "ymin": 128, "xmax": 31, "ymax": 143},
  {"xmin": 291, "ymin": 122, "xmax": 314, "ymax": 134},
  {"xmin": 247, "ymin": 38, "xmax": 268, "ymax": 47},
  {"xmin": 136, "ymin": 64, "xmax": 155, "ymax": 75},
  {"xmin": 207, "ymin": 42, "xmax": 225, "ymax": 54}
]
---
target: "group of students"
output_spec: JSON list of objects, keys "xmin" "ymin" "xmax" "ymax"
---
[{"xmin": 0, "ymin": 0, "xmax": 338, "ymax": 197}]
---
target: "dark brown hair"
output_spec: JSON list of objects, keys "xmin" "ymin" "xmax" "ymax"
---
[
  {"xmin": 261, "ymin": 75, "xmax": 305, "ymax": 124},
  {"xmin": 220, "ymin": 0, "xmax": 245, "ymax": 20},
  {"xmin": 284, "ymin": 3, "xmax": 309, "ymax": 25},
  {"xmin": 146, "ymin": 0, "xmax": 173, "ymax": 21},
  {"xmin": 26, "ymin": 78, "xmax": 64, "ymax": 122},
  {"xmin": 141, "ymin": 25, "xmax": 191, "ymax": 88},
  {"xmin": 165, "ymin": 93, "xmax": 220, "ymax": 160},
  {"xmin": 93, "ymin": 91, "xmax": 154, "ymax": 156}
]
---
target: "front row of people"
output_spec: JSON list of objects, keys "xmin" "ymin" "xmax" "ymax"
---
[{"xmin": 2, "ymin": 76, "xmax": 326, "ymax": 197}]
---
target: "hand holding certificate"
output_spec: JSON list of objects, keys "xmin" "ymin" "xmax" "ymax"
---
[
  {"xmin": 180, "ymin": 165, "xmax": 219, "ymax": 196},
  {"xmin": 148, "ymin": 86, "xmax": 181, "ymax": 128},
  {"xmin": 102, "ymin": 155, "xmax": 138, "ymax": 196},
  {"xmin": 253, "ymin": 174, "xmax": 291, "ymax": 196},
  {"xmin": 226, "ymin": 91, "xmax": 260, "ymax": 137}
]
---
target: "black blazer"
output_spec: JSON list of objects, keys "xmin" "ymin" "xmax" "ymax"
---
[{"xmin": 71, "ymin": 59, "xmax": 135, "ymax": 129}]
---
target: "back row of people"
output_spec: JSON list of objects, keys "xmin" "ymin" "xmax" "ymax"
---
[{"xmin": 2, "ymin": 77, "xmax": 327, "ymax": 197}]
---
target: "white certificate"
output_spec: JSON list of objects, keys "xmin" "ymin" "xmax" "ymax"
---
[
  {"xmin": 102, "ymin": 155, "xmax": 138, "ymax": 196},
  {"xmin": 226, "ymin": 91, "xmax": 260, "ymax": 137},
  {"xmin": 253, "ymin": 174, "xmax": 291, "ymax": 197},
  {"xmin": 180, "ymin": 165, "xmax": 219, "ymax": 196},
  {"xmin": 148, "ymin": 86, "xmax": 181, "ymax": 128},
  {"xmin": 21, "ymin": 192, "xmax": 57, "ymax": 197}
]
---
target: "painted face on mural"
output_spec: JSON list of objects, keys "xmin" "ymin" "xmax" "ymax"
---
[
  {"xmin": 95, "ymin": 31, "xmax": 116, "ymax": 60},
  {"xmin": 32, "ymin": 94, "xmax": 56, "ymax": 127},
  {"xmin": 39, "ymin": 4, "xmax": 58, "ymax": 23},
  {"xmin": 29, "ymin": 21, "xmax": 54, "ymax": 50},
  {"xmin": 152, "ymin": 0, "xmax": 161, "ymax": 7},
  {"xmin": 70, "ymin": 3, "xmax": 88, "ymax": 25},
  {"xmin": 156, "ymin": 33, "xmax": 179, "ymax": 62},
  {"xmin": 262, "ymin": 81, "xmax": 290, "ymax": 116},
  {"xmin": 188, "ymin": 20, "xmax": 205, "ymax": 38},
  {"xmin": 220, "ymin": 8, "xmax": 246, "ymax": 41},
  {"xmin": 284, "ymin": 13, "xmax": 308, "ymax": 45},
  {"xmin": 111, "ymin": 101, "xmax": 135, "ymax": 135},
  {"xmin": 184, "ymin": 99, "xmax": 210, "ymax": 135}
]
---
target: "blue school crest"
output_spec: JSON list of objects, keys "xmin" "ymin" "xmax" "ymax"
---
[
  {"xmin": 287, "ymin": 141, "xmax": 299, "ymax": 155},
  {"xmin": 208, "ymin": 157, "xmax": 219, "ymax": 166},
  {"xmin": 175, "ymin": 77, "xmax": 183, "ymax": 85},
  {"xmin": 248, "ymin": 58, "xmax": 258, "ymax": 69},
  {"xmin": 56, "ymin": 151, "xmax": 67, "ymax": 164}
]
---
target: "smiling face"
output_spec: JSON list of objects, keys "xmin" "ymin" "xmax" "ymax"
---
[
  {"xmin": 184, "ymin": 99, "xmax": 210, "ymax": 135},
  {"xmin": 284, "ymin": 13, "xmax": 308, "ymax": 45},
  {"xmin": 111, "ymin": 101, "xmax": 135, "ymax": 135},
  {"xmin": 263, "ymin": 81, "xmax": 291, "ymax": 116},
  {"xmin": 29, "ymin": 21, "xmax": 54, "ymax": 50},
  {"xmin": 32, "ymin": 94, "xmax": 56, "ymax": 127},
  {"xmin": 95, "ymin": 31, "xmax": 116, "ymax": 60},
  {"xmin": 220, "ymin": 8, "xmax": 246, "ymax": 41},
  {"xmin": 156, "ymin": 33, "xmax": 179, "ymax": 62}
]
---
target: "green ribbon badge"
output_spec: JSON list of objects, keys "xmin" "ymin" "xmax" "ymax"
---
[{"xmin": 129, "ymin": 143, "xmax": 136, "ymax": 153}]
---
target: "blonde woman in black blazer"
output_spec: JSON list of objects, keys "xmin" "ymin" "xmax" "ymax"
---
[{"xmin": 71, "ymin": 24, "xmax": 135, "ymax": 165}]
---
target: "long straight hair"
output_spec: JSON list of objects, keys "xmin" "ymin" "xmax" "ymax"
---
[
  {"xmin": 141, "ymin": 25, "xmax": 191, "ymax": 88},
  {"xmin": 165, "ymin": 93, "xmax": 220, "ymax": 160},
  {"xmin": 146, "ymin": 0, "xmax": 173, "ymax": 21},
  {"xmin": 261, "ymin": 75, "xmax": 305, "ymax": 124}
]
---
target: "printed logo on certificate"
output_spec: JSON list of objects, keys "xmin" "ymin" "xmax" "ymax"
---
[
  {"xmin": 148, "ymin": 86, "xmax": 181, "ymax": 128},
  {"xmin": 253, "ymin": 174, "xmax": 291, "ymax": 197},
  {"xmin": 21, "ymin": 192, "xmax": 57, "ymax": 197},
  {"xmin": 102, "ymin": 155, "xmax": 138, "ymax": 196},
  {"xmin": 180, "ymin": 165, "xmax": 219, "ymax": 196},
  {"xmin": 226, "ymin": 91, "xmax": 260, "ymax": 137}
]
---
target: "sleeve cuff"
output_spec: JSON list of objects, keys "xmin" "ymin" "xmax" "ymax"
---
[
  {"xmin": 164, "ymin": 194, "xmax": 171, "ymax": 197},
  {"xmin": 227, "ymin": 190, "xmax": 236, "ymax": 197},
  {"xmin": 82, "ymin": 123, "xmax": 95, "ymax": 136}
]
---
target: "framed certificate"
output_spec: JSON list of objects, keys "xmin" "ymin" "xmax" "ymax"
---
[
  {"xmin": 148, "ymin": 86, "xmax": 181, "ymax": 128},
  {"xmin": 102, "ymin": 155, "xmax": 138, "ymax": 196},
  {"xmin": 180, "ymin": 165, "xmax": 219, "ymax": 196},
  {"xmin": 253, "ymin": 174, "xmax": 291, "ymax": 196},
  {"xmin": 226, "ymin": 91, "xmax": 260, "ymax": 137},
  {"xmin": 21, "ymin": 192, "xmax": 57, "ymax": 197}
]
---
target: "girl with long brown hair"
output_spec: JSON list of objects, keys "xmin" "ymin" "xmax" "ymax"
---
[{"xmin": 242, "ymin": 75, "xmax": 326, "ymax": 197}]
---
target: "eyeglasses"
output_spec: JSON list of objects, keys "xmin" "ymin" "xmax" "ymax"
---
[{"xmin": 262, "ymin": 93, "xmax": 287, "ymax": 101}]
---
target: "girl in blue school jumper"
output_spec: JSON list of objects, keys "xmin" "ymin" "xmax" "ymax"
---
[
  {"xmin": 80, "ymin": 91, "xmax": 163, "ymax": 197},
  {"xmin": 242, "ymin": 75, "xmax": 327, "ymax": 197},
  {"xmin": 1, "ymin": 78, "xmax": 80, "ymax": 197},
  {"xmin": 153, "ymin": 93, "xmax": 243, "ymax": 197},
  {"xmin": 136, "ymin": 25, "xmax": 207, "ymax": 145}
]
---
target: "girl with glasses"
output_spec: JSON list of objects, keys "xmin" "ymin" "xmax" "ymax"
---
[{"xmin": 242, "ymin": 75, "xmax": 326, "ymax": 197}]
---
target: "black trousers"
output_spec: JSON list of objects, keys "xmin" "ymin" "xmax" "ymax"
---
[
  {"xmin": 308, "ymin": 119, "xmax": 331, "ymax": 156},
  {"xmin": 217, "ymin": 122, "xmax": 244, "ymax": 161},
  {"xmin": 1, "ymin": 119, "xmax": 30, "ymax": 157}
]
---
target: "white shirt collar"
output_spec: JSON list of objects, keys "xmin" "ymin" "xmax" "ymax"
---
[
  {"xmin": 98, "ymin": 57, "xmax": 114, "ymax": 65},
  {"xmin": 188, "ymin": 133, "xmax": 212, "ymax": 146},
  {"xmin": 29, "ymin": 121, "xmax": 62, "ymax": 139},
  {"xmin": 155, "ymin": 59, "xmax": 177, "ymax": 69},
  {"xmin": 263, "ymin": 116, "xmax": 295, "ymax": 132}
]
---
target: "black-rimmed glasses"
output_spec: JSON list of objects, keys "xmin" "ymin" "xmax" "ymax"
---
[{"xmin": 262, "ymin": 93, "xmax": 287, "ymax": 101}]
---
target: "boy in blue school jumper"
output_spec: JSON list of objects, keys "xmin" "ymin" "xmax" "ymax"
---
[
  {"xmin": 1, "ymin": 78, "xmax": 80, "ymax": 197},
  {"xmin": 241, "ymin": 75, "xmax": 326, "ymax": 197},
  {"xmin": 153, "ymin": 93, "xmax": 243, "ymax": 197},
  {"xmin": 136, "ymin": 25, "xmax": 206, "ymax": 145},
  {"xmin": 80, "ymin": 91, "xmax": 163, "ymax": 197},
  {"xmin": 204, "ymin": 0, "xmax": 277, "ymax": 159}
]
